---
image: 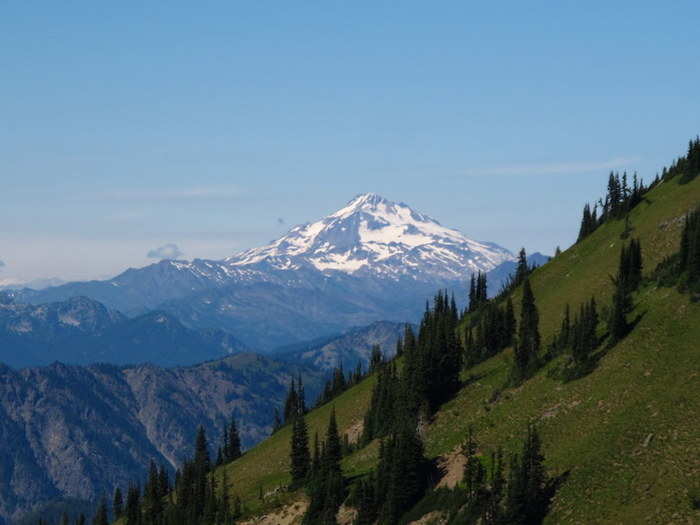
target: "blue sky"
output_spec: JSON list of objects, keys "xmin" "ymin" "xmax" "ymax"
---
[{"xmin": 2, "ymin": 1, "xmax": 699, "ymax": 282}]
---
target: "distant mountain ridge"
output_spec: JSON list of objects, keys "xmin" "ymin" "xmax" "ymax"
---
[
  {"xmin": 0, "ymin": 354, "xmax": 324, "ymax": 524},
  {"xmin": 14, "ymin": 194, "xmax": 516, "ymax": 349},
  {"xmin": 0, "ymin": 294, "xmax": 246, "ymax": 368},
  {"xmin": 279, "ymin": 320, "xmax": 409, "ymax": 372}
]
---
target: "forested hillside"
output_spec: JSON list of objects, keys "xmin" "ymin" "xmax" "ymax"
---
[{"xmin": 101, "ymin": 139, "xmax": 700, "ymax": 525}]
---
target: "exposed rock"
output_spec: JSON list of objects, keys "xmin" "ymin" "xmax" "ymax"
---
[{"xmin": 0, "ymin": 355, "xmax": 321, "ymax": 523}]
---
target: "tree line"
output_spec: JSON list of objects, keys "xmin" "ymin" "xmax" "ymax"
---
[{"xmin": 90, "ymin": 420, "xmax": 244, "ymax": 525}]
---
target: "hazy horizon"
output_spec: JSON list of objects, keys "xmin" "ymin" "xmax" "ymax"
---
[{"xmin": 2, "ymin": 2, "xmax": 699, "ymax": 282}]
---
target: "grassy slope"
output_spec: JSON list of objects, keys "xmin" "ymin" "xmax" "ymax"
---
[
  {"xmin": 215, "ymin": 371, "xmax": 376, "ymax": 516},
  {"xmin": 222, "ymin": 175, "xmax": 700, "ymax": 523}
]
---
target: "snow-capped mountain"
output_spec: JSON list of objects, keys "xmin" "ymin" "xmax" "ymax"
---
[
  {"xmin": 17, "ymin": 194, "xmax": 517, "ymax": 350},
  {"xmin": 226, "ymin": 193, "xmax": 513, "ymax": 280}
]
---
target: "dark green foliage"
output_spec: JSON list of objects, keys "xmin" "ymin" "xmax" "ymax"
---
[
  {"xmin": 282, "ymin": 375, "xmax": 307, "ymax": 426},
  {"xmin": 125, "ymin": 484, "xmax": 140, "ymax": 524},
  {"xmin": 119, "ymin": 425, "xmax": 241, "ymax": 525},
  {"xmin": 576, "ymin": 171, "xmax": 648, "ymax": 243},
  {"xmin": 496, "ymin": 248, "xmax": 538, "ymax": 298},
  {"xmin": 290, "ymin": 413, "xmax": 311, "ymax": 489},
  {"xmin": 303, "ymin": 409, "xmax": 346, "ymax": 525},
  {"xmin": 651, "ymin": 206, "xmax": 700, "ymax": 294},
  {"xmin": 400, "ymin": 426, "xmax": 553, "ymax": 525},
  {"xmin": 673, "ymin": 136, "xmax": 700, "ymax": 184},
  {"xmin": 511, "ymin": 279, "xmax": 540, "ymax": 384},
  {"xmin": 361, "ymin": 361, "xmax": 400, "ymax": 444},
  {"xmin": 679, "ymin": 205, "xmax": 700, "ymax": 292},
  {"xmin": 547, "ymin": 297, "xmax": 600, "ymax": 380},
  {"xmin": 570, "ymin": 298, "xmax": 599, "ymax": 366},
  {"xmin": 514, "ymin": 249, "xmax": 529, "ymax": 288},
  {"xmin": 91, "ymin": 498, "xmax": 108, "ymax": 525},
  {"xmin": 217, "ymin": 417, "xmax": 242, "ymax": 465},
  {"xmin": 468, "ymin": 271, "xmax": 488, "ymax": 312},
  {"xmin": 113, "ymin": 486, "xmax": 124, "ymax": 519},
  {"xmin": 609, "ymin": 239, "xmax": 643, "ymax": 344},
  {"xmin": 370, "ymin": 345, "xmax": 384, "ymax": 372},
  {"xmin": 316, "ymin": 358, "xmax": 369, "ymax": 408},
  {"xmin": 376, "ymin": 415, "xmax": 428, "ymax": 524},
  {"xmin": 577, "ymin": 203, "xmax": 597, "ymax": 242},
  {"xmin": 403, "ymin": 291, "xmax": 462, "ymax": 415},
  {"xmin": 462, "ymin": 426, "xmax": 485, "ymax": 502},
  {"xmin": 463, "ymin": 296, "xmax": 516, "ymax": 367},
  {"xmin": 353, "ymin": 474, "xmax": 379, "ymax": 525},
  {"xmin": 503, "ymin": 425, "xmax": 549, "ymax": 524}
]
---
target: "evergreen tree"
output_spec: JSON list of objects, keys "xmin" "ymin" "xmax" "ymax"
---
[
  {"xmin": 92, "ymin": 498, "xmax": 109, "ymax": 525},
  {"xmin": 370, "ymin": 345, "xmax": 383, "ymax": 372},
  {"xmin": 224, "ymin": 417, "xmax": 242, "ymax": 463},
  {"xmin": 303, "ymin": 409, "xmax": 346, "ymax": 525},
  {"xmin": 514, "ymin": 248, "xmax": 529, "ymax": 286},
  {"xmin": 354, "ymin": 475, "xmax": 378, "ymax": 525},
  {"xmin": 113, "ymin": 486, "xmax": 124, "ymax": 519},
  {"xmin": 512, "ymin": 278, "xmax": 540, "ymax": 383},
  {"xmin": 462, "ymin": 426, "xmax": 485, "ymax": 501},
  {"xmin": 289, "ymin": 412, "xmax": 311, "ymax": 489},
  {"xmin": 194, "ymin": 426, "xmax": 210, "ymax": 473},
  {"xmin": 125, "ymin": 483, "xmax": 141, "ymax": 524},
  {"xmin": 144, "ymin": 459, "xmax": 163, "ymax": 522},
  {"xmin": 609, "ymin": 239, "xmax": 642, "ymax": 344},
  {"xmin": 504, "ymin": 425, "xmax": 548, "ymax": 524}
]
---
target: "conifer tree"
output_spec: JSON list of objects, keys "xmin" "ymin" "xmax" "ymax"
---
[
  {"xmin": 462, "ymin": 426, "xmax": 485, "ymax": 501},
  {"xmin": 514, "ymin": 248, "xmax": 529, "ymax": 286},
  {"xmin": 125, "ymin": 483, "xmax": 141, "ymax": 524},
  {"xmin": 113, "ymin": 486, "xmax": 124, "ymax": 519},
  {"xmin": 370, "ymin": 345, "xmax": 383, "ymax": 372},
  {"xmin": 225, "ymin": 418, "xmax": 242, "ymax": 462},
  {"xmin": 92, "ymin": 498, "xmax": 109, "ymax": 525},
  {"xmin": 513, "ymin": 278, "xmax": 540, "ymax": 383},
  {"xmin": 609, "ymin": 240, "xmax": 642, "ymax": 344},
  {"xmin": 194, "ymin": 426, "xmax": 210, "ymax": 473},
  {"xmin": 303, "ymin": 409, "xmax": 345, "ymax": 525},
  {"xmin": 289, "ymin": 412, "xmax": 311, "ymax": 489}
]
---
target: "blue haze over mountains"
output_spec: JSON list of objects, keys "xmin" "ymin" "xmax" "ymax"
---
[
  {"xmin": 0, "ymin": 194, "xmax": 548, "ymax": 523},
  {"xmin": 8, "ymin": 194, "xmax": 541, "ymax": 357}
]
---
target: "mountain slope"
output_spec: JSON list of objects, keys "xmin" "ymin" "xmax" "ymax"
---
[
  {"xmin": 0, "ymin": 354, "xmax": 324, "ymax": 524},
  {"xmin": 15, "ymin": 194, "xmax": 514, "ymax": 350},
  {"xmin": 212, "ymin": 174, "xmax": 700, "ymax": 523},
  {"xmin": 0, "ymin": 295, "xmax": 246, "ymax": 367},
  {"xmin": 278, "ymin": 321, "xmax": 408, "ymax": 372},
  {"xmin": 227, "ymin": 193, "xmax": 512, "ymax": 279}
]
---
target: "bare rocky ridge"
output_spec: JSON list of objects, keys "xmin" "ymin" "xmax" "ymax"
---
[{"xmin": 0, "ymin": 355, "xmax": 322, "ymax": 524}]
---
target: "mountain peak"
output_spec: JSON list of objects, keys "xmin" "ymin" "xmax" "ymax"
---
[
  {"xmin": 226, "ymin": 194, "xmax": 514, "ymax": 278},
  {"xmin": 331, "ymin": 192, "xmax": 395, "ymax": 218}
]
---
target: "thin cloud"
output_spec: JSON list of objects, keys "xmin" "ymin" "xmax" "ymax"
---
[
  {"xmin": 147, "ymin": 243, "xmax": 184, "ymax": 260},
  {"xmin": 0, "ymin": 260, "xmax": 5, "ymax": 268},
  {"xmin": 465, "ymin": 157, "xmax": 639, "ymax": 177},
  {"xmin": 102, "ymin": 186, "xmax": 243, "ymax": 201}
]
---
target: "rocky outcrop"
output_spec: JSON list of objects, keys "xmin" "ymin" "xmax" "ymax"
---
[{"xmin": 0, "ymin": 355, "xmax": 321, "ymax": 523}]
